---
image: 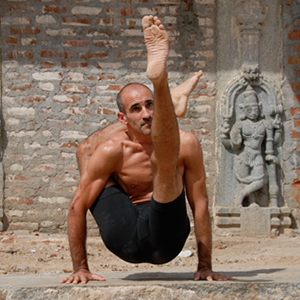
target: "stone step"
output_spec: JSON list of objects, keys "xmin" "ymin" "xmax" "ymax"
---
[{"xmin": 1, "ymin": 268, "xmax": 300, "ymax": 299}]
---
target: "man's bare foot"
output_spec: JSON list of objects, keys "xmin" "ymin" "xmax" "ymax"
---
[
  {"xmin": 171, "ymin": 71, "xmax": 203, "ymax": 118},
  {"xmin": 142, "ymin": 15, "xmax": 169, "ymax": 83}
]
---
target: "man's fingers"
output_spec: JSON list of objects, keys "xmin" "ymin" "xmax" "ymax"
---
[
  {"xmin": 194, "ymin": 270, "xmax": 235, "ymax": 282},
  {"xmin": 60, "ymin": 273, "xmax": 106, "ymax": 284},
  {"xmin": 91, "ymin": 274, "xmax": 106, "ymax": 281}
]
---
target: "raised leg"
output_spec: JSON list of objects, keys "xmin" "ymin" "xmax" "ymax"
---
[{"xmin": 142, "ymin": 15, "xmax": 183, "ymax": 203}]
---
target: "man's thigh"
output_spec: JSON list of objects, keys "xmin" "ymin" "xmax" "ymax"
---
[{"xmin": 90, "ymin": 185, "xmax": 141, "ymax": 262}]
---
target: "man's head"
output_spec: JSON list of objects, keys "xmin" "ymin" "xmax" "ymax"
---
[
  {"xmin": 241, "ymin": 85, "xmax": 261, "ymax": 121},
  {"xmin": 116, "ymin": 83, "xmax": 154, "ymax": 135}
]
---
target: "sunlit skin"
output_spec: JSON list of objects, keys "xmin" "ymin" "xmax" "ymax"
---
[{"xmin": 117, "ymin": 85, "xmax": 155, "ymax": 137}]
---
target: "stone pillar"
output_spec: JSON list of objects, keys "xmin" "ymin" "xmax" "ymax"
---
[{"xmin": 214, "ymin": 0, "xmax": 291, "ymax": 236}]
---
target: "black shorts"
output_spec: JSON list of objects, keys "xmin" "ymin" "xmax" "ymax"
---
[{"xmin": 90, "ymin": 184, "xmax": 190, "ymax": 264}]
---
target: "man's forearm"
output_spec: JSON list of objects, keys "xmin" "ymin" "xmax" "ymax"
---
[
  {"xmin": 194, "ymin": 207, "xmax": 212, "ymax": 270},
  {"xmin": 68, "ymin": 208, "xmax": 89, "ymax": 272}
]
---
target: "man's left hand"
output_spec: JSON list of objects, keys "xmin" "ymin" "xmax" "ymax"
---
[{"xmin": 194, "ymin": 267, "xmax": 235, "ymax": 281}]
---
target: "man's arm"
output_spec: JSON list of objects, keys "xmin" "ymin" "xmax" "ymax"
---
[
  {"xmin": 60, "ymin": 140, "xmax": 121, "ymax": 284},
  {"xmin": 182, "ymin": 132, "xmax": 234, "ymax": 281},
  {"xmin": 76, "ymin": 122, "xmax": 125, "ymax": 175}
]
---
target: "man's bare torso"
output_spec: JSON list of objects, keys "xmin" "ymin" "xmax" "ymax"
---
[{"xmin": 107, "ymin": 130, "xmax": 186, "ymax": 205}]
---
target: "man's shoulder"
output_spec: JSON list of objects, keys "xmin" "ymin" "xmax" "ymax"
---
[
  {"xmin": 180, "ymin": 130, "xmax": 200, "ymax": 146},
  {"xmin": 96, "ymin": 131, "xmax": 129, "ymax": 155}
]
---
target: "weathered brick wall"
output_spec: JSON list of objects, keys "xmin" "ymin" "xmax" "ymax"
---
[
  {"xmin": 282, "ymin": 0, "xmax": 300, "ymax": 228},
  {"xmin": 0, "ymin": 0, "xmax": 217, "ymax": 233}
]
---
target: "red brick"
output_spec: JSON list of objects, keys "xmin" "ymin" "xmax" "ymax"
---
[
  {"xmin": 22, "ymin": 38, "xmax": 36, "ymax": 46},
  {"xmin": 21, "ymin": 96, "xmax": 46, "ymax": 103},
  {"xmin": 295, "ymin": 94, "xmax": 300, "ymax": 103},
  {"xmin": 61, "ymin": 83, "xmax": 90, "ymax": 93},
  {"xmin": 6, "ymin": 198, "xmax": 34, "ymax": 205},
  {"xmin": 10, "ymin": 27, "xmax": 40, "ymax": 35},
  {"xmin": 295, "ymin": 119, "xmax": 300, "ymax": 127},
  {"xmin": 8, "ymin": 50, "xmax": 33, "ymax": 59},
  {"xmin": 13, "ymin": 174, "xmax": 33, "ymax": 181},
  {"xmin": 290, "ymin": 107, "xmax": 300, "ymax": 117},
  {"xmin": 41, "ymin": 50, "xmax": 69, "ymax": 58},
  {"xmin": 292, "ymin": 130, "xmax": 300, "ymax": 139},
  {"xmin": 6, "ymin": 36, "xmax": 19, "ymax": 45},
  {"xmin": 88, "ymin": 75, "xmax": 99, "ymax": 80},
  {"xmin": 96, "ymin": 18, "xmax": 114, "ymax": 26},
  {"xmin": 79, "ymin": 51, "xmax": 108, "ymax": 59},
  {"xmin": 106, "ymin": 84, "xmax": 122, "ymax": 91},
  {"xmin": 6, "ymin": 83, "xmax": 33, "ymax": 91},
  {"xmin": 42, "ymin": 5, "xmax": 67, "ymax": 14},
  {"xmin": 61, "ymin": 61, "xmax": 88, "ymax": 68},
  {"xmin": 6, "ymin": 4, "xmax": 34, "ymax": 12},
  {"xmin": 93, "ymin": 40, "xmax": 123, "ymax": 47},
  {"xmin": 292, "ymin": 179, "xmax": 300, "ymax": 190},
  {"xmin": 60, "ymin": 142, "xmax": 78, "ymax": 149},
  {"xmin": 289, "ymin": 30, "xmax": 300, "ymax": 40},
  {"xmin": 63, "ymin": 40, "xmax": 88, "ymax": 47},
  {"xmin": 289, "ymin": 56, "xmax": 300, "ymax": 65},
  {"xmin": 41, "ymin": 61, "xmax": 54, "ymax": 68},
  {"xmin": 120, "ymin": 7, "xmax": 134, "ymax": 16},
  {"xmin": 292, "ymin": 83, "xmax": 300, "ymax": 91},
  {"xmin": 295, "ymin": 19, "xmax": 300, "ymax": 26},
  {"xmin": 105, "ymin": 8, "xmax": 114, "ymax": 15},
  {"xmin": 117, "ymin": 50, "xmax": 146, "ymax": 58},
  {"xmin": 295, "ymin": 44, "xmax": 300, "ymax": 52},
  {"xmin": 46, "ymin": 119, "xmax": 75, "ymax": 126},
  {"xmin": 295, "ymin": 69, "xmax": 300, "ymax": 76},
  {"xmin": 63, "ymin": 17, "xmax": 92, "ymax": 26},
  {"xmin": 54, "ymin": 95, "xmax": 81, "ymax": 103},
  {"xmin": 96, "ymin": 107, "xmax": 116, "ymax": 115}
]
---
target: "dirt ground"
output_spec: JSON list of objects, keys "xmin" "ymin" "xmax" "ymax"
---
[{"xmin": 1, "ymin": 230, "xmax": 300, "ymax": 278}]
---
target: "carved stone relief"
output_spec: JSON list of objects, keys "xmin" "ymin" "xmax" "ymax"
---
[
  {"xmin": 214, "ymin": 0, "xmax": 291, "ymax": 236},
  {"xmin": 220, "ymin": 67, "xmax": 282, "ymax": 208}
]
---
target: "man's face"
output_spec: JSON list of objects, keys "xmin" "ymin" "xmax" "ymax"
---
[{"xmin": 118, "ymin": 84, "xmax": 154, "ymax": 135}]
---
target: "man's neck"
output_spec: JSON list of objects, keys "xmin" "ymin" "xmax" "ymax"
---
[{"xmin": 126, "ymin": 128, "xmax": 153, "ymax": 145}]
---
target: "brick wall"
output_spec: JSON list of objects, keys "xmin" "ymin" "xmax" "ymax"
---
[
  {"xmin": 282, "ymin": 0, "xmax": 300, "ymax": 227},
  {"xmin": 0, "ymin": 0, "xmax": 217, "ymax": 233}
]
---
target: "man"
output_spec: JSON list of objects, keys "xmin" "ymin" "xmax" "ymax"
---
[{"xmin": 61, "ymin": 15, "xmax": 233, "ymax": 284}]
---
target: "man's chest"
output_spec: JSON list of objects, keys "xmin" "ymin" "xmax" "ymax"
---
[{"xmin": 114, "ymin": 146, "xmax": 153, "ymax": 196}]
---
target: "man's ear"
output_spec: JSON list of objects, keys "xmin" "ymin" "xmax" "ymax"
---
[{"xmin": 117, "ymin": 112, "xmax": 128, "ymax": 125}]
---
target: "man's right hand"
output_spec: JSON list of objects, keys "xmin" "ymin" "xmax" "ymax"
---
[{"xmin": 59, "ymin": 269, "xmax": 106, "ymax": 284}]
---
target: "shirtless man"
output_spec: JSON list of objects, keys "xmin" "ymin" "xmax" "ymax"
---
[{"xmin": 61, "ymin": 15, "xmax": 232, "ymax": 284}]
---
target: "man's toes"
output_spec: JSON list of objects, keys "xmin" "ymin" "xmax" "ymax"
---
[{"xmin": 142, "ymin": 16, "xmax": 152, "ymax": 29}]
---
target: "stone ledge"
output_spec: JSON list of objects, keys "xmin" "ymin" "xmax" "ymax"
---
[{"xmin": 1, "ymin": 268, "xmax": 300, "ymax": 300}]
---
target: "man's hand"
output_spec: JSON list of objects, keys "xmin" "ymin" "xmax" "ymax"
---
[
  {"xmin": 59, "ymin": 269, "xmax": 106, "ymax": 284},
  {"xmin": 194, "ymin": 267, "xmax": 235, "ymax": 281}
]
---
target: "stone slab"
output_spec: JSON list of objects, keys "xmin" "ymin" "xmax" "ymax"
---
[
  {"xmin": 241, "ymin": 207, "xmax": 271, "ymax": 236},
  {"xmin": 1, "ymin": 268, "xmax": 300, "ymax": 299}
]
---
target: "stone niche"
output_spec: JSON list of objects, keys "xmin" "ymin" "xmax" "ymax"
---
[{"xmin": 214, "ymin": 0, "xmax": 292, "ymax": 236}]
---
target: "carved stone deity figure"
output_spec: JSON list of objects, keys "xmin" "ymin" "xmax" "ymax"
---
[{"xmin": 220, "ymin": 85, "xmax": 280, "ymax": 207}]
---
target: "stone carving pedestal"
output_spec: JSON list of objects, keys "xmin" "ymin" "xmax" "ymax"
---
[{"xmin": 215, "ymin": 206, "xmax": 292, "ymax": 236}]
